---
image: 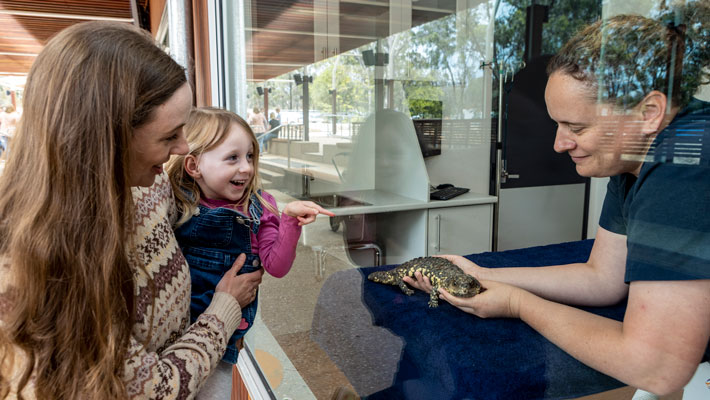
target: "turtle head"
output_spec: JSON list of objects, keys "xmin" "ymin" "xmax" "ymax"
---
[{"xmin": 444, "ymin": 274, "xmax": 482, "ymax": 297}]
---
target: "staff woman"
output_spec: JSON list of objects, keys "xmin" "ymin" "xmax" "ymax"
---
[{"xmin": 409, "ymin": 5, "xmax": 710, "ymax": 396}]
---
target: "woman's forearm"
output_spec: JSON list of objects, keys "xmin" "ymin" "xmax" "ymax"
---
[
  {"xmin": 516, "ymin": 280, "xmax": 709, "ymax": 395},
  {"xmin": 482, "ymin": 262, "xmax": 627, "ymax": 306}
]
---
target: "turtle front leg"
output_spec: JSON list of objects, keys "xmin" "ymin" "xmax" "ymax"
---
[
  {"xmin": 398, "ymin": 280, "xmax": 415, "ymax": 296},
  {"xmin": 428, "ymin": 286, "xmax": 440, "ymax": 308}
]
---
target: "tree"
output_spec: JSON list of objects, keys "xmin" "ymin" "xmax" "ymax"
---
[
  {"xmin": 311, "ymin": 55, "xmax": 371, "ymax": 116},
  {"xmin": 494, "ymin": 0, "xmax": 602, "ymax": 69}
]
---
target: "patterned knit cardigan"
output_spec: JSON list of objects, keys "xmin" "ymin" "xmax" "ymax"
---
[{"xmin": 1, "ymin": 173, "xmax": 242, "ymax": 399}]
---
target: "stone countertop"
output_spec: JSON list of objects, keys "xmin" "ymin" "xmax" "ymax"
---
[{"xmin": 287, "ymin": 190, "xmax": 497, "ymax": 216}]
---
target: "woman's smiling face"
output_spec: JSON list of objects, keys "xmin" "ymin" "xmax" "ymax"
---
[
  {"xmin": 129, "ymin": 83, "xmax": 192, "ymax": 187},
  {"xmin": 544, "ymin": 72, "xmax": 651, "ymax": 178}
]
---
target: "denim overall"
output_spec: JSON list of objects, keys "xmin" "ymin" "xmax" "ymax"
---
[{"xmin": 174, "ymin": 193, "xmax": 263, "ymax": 364}]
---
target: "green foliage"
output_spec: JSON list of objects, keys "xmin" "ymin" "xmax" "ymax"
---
[
  {"xmin": 250, "ymin": 0, "xmax": 611, "ymax": 119},
  {"xmin": 408, "ymin": 98, "xmax": 443, "ymax": 119},
  {"xmin": 494, "ymin": 0, "xmax": 601, "ymax": 68},
  {"xmin": 397, "ymin": 5, "xmax": 493, "ymax": 118},
  {"xmin": 311, "ymin": 59, "xmax": 371, "ymax": 115}
]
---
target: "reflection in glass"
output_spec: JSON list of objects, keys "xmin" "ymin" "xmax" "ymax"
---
[{"xmin": 235, "ymin": 1, "xmax": 496, "ymax": 398}]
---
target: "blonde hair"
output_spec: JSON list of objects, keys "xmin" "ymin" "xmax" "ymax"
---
[
  {"xmin": 167, "ymin": 107, "xmax": 276, "ymax": 226},
  {"xmin": 0, "ymin": 21, "xmax": 186, "ymax": 399}
]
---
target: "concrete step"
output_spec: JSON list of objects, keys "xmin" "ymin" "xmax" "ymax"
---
[
  {"xmin": 261, "ymin": 157, "xmax": 317, "ymax": 172},
  {"xmin": 300, "ymin": 151, "xmax": 325, "ymax": 164},
  {"xmin": 335, "ymin": 141, "xmax": 352, "ymax": 150},
  {"xmin": 259, "ymin": 159, "xmax": 285, "ymax": 172},
  {"xmin": 260, "ymin": 167, "xmax": 285, "ymax": 180},
  {"xmin": 268, "ymin": 139, "xmax": 289, "ymax": 157},
  {"xmin": 261, "ymin": 177, "xmax": 274, "ymax": 189},
  {"xmin": 301, "ymin": 143, "xmax": 352, "ymax": 166},
  {"xmin": 259, "ymin": 164, "xmax": 285, "ymax": 187},
  {"xmin": 268, "ymin": 139, "xmax": 321, "ymax": 158}
]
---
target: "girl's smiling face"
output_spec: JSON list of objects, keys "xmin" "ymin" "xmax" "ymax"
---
[{"xmin": 188, "ymin": 123, "xmax": 255, "ymax": 202}]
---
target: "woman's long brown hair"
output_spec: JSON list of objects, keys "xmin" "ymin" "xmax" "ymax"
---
[{"xmin": 0, "ymin": 22, "xmax": 186, "ymax": 399}]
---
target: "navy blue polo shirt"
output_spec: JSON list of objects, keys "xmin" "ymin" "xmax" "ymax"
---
[{"xmin": 599, "ymin": 99, "xmax": 710, "ymax": 282}]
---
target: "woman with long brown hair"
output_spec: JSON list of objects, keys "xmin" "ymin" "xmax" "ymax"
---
[{"xmin": 0, "ymin": 21, "xmax": 262, "ymax": 399}]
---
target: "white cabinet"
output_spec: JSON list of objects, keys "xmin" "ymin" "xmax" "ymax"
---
[
  {"xmin": 315, "ymin": 190, "xmax": 496, "ymax": 264},
  {"xmin": 313, "ymin": 0, "xmax": 339, "ymax": 62},
  {"xmin": 427, "ymin": 204, "xmax": 492, "ymax": 256}
]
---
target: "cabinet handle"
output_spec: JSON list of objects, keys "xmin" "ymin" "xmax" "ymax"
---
[{"xmin": 434, "ymin": 214, "xmax": 441, "ymax": 252}]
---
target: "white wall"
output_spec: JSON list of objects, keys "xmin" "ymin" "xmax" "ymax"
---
[{"xmin": 586, "ymin": 178, "xmax": 609, "ymax": 238}]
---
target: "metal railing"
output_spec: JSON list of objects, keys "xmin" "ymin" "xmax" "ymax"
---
[{"xmin": 278, "ymin": 123, "xmax": 304, "ymax": 141}]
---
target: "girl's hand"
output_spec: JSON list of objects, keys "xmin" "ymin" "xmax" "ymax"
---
[
  {"xmin": 439, "ymin": 279, "xmax": 525, "ymax": 319},
  {"xmin": 215, "ymin": 253, "xmax": 264, "ymax": 307},
  {"xmin": 402, "ymin": 255, "xmax": 487, "ymax": 292},
  {"xmin": 283, "ymin": 200, "xmax": 336, "ymax": 226}
]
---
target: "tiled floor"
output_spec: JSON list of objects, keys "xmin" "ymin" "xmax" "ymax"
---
[
  {"xmin": 274, "ymin": 330, "xmax": 356, "ymax": 400},
  {"xmin": 256, "ymin": 199, "xmax": 361, "ymax": 398}
]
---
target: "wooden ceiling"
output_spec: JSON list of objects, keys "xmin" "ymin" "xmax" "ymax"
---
[
  {"xmin": 246, "ymin": 0, "xmax": 456, "ymax": 81},
  {"xmin": 0, "ymin": 0, "xmax": 135, "ymax": 78},
  {"xmin": 0, "ymin": 0, "xmax": 456, "ymax": 85}
]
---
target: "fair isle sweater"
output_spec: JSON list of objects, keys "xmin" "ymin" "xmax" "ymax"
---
[
  {"xmin": 1, "ymin": 173, "xmax": 242, "ymax": 399},
  {"xmin": 125, "ymin": 173, "xmax": 242, "ymax": 398}
]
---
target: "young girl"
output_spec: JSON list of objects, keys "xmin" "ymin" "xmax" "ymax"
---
[{"xmin": 167, "ymin": 107, "xmax": 334, "ymax": 366}]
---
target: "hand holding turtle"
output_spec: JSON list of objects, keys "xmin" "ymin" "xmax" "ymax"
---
[
  {"xmin": 438, "ymin": 279, "xmax": 526, "ymax": 319},
  {"xmin": 403, "ymin": 255, "xmax": 487, "ymax": 293}
]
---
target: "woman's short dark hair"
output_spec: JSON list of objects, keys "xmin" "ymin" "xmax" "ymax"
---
[{"xmin": 548, "ymin": 4, "xmax": 710, "ymax": 109}]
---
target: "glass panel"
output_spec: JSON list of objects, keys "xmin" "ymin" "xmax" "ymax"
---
[
  {"xmin": 224, "ymin": 0, "xmax": 710, "ymax": 398},
  {"xmin": 233, "ymin": 1, "xmax": 497, "ymax": 398}
]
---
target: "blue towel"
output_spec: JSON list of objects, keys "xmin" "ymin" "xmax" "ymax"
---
[{"xmin": 312, "ymin": 240, "xmax": 627, "ymax": 400}]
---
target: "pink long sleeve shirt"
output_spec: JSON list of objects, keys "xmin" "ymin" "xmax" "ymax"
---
[{"xmin": 200, "ymin": 191, "xmax": 301, "ymax": 278}]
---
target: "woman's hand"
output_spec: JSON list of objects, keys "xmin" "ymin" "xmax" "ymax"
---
[
  {"xmin": 283, "ymin": 200, "xmax": 336, "ymax": 226},
  {"xmin": 400, "ymin": 255, "xmax": 526, "ymax": 318},
  {"xmin": 439, "ymin": 279, "xmax": 526, "ymax": 319},
  {"xmin": 402, "ymin": 255, "xmax": 487, "ymax": 292},
  {"xmin": 215, "ymin": 253, "xmax": 264, "ymax": 307}
]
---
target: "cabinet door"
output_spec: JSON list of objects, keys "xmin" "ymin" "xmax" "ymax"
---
[{"xmin": 428, "ymin": 205, "xmax": 492, "ymax": 256}]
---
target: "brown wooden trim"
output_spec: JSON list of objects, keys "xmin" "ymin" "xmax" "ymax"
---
[
  {"xmin": 182, "ymin": 0, "xmax": 196, "ymax": 105},
  {"xmin": 191, "ymin": 0, "xmax": 211, "ymax": 106},
  {"xmin": 0, "ymin": 1, "xmax": 132, "ymax": 19},
  {"xmin": 231, "ymin": 364, "xmax": 251, "ymax": 400},
  {"xmin": 148, "ymin": 0, "xmax": 166, "ymax": 35}
]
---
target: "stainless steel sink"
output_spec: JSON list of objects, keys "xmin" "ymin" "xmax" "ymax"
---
[{"xmin": 302, "ymin": 193, "xmax": 370, "ymax": 208}]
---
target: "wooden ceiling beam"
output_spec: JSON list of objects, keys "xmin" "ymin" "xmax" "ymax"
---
[
  {"xmin": 0, "ymin": 1, "xmax": 456, "ymax": 82},
  {"xmin": 0, "ymin": 0, "xmax": 132, "ymax": 19},
  {"xmin": 0, "ymin": 9, "xmax": 133, "ymax": 22},
  {"xmin": 0, "ymin": 1, "xmax": 135, "ymax": 77},
  {"xmin": 247, "ymin": 0, "xmax": 454, "ymax": 81}
]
